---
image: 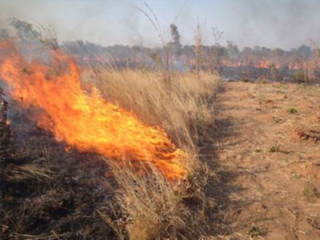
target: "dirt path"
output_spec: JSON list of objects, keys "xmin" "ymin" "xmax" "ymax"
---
[{"xmin": 212, "ymin": 82, "xmax": 320, "ymax": 240}]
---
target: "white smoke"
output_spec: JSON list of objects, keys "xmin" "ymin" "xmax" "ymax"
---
[{"xmin": 0, "ymin": 0, "xmax": 319, "ymax": 49}]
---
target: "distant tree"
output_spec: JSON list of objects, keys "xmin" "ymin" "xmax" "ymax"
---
[
  {"xmin": 194, "ymin": 23, "xmax": 203, "ymax": 78},
  {"xmin": 243, "ymin": 47, "xmax": 254, "ymax": 65},
  {"xmin": 209, "ymin": 27, "xmax": 224, "ymax": 73},
  {"xmin": 182, "ymin": 45, "xmax": 195, "ymax": 64},
  {"xmin": 226, "ymin": 41, "xmax": 239, "ymax": 59},
  {"xmin": 272, "ymin": 48, "xmax": 286, "ymax": 58},
  {"xmin": 312, "ymin": 48, "xmax": 320, "ymax": 58},
  {"xmin": 243, "ymin": 47, "xmax": 253, "ymax": 54},
  {"xmin": 170, "ymin": 24, "xmax": 181, "ymax": 46},
  {"xmin": 260, "ymin": 47, "xmax": 272, "ymax": 58},
  {"xmin": 9, "ymin": 18, "xmax": 41, "ymax": 42},
  {"xmin": 9, "ymin": 18, "xmax": 58, "ymax": 49},
  {"xmin": 0, "ymin": 29, "xmax": 9, "ymax": 40},
  {"xmin": 76, "ymin": 40, "xmax": 84, "ymax": 46},
  {"xmin": 297, "ymin": 45, "xmax": 312, "ymax": 58},
  {"xmin": 254, "ymin": 45, "xmax": 261, "ymax": 52},
  {"xmin": 168, "ymin": 23, "xmax": 182, "ymax": 59}
]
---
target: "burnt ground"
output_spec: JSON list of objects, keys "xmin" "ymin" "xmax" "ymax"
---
[
  {"xmin": 210, "ymin": 82, "xmax": 320, "ymax": 240},
  {"xmin": 0, "ymin": 98, "xmax": 216, "ymax": 240},
  {"xmin": 0, "ymin": 103, "xmax": 120, "ymax": 239}
]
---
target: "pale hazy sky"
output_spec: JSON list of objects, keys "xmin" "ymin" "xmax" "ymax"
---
[{"xmin": 1, "ymin": 0, "xmax": 320, "ymax": 50}]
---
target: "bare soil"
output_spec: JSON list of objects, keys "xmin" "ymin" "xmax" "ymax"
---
[{"xmin": 211, "ymin": 82, "xmax": 320, "ymax": 239}]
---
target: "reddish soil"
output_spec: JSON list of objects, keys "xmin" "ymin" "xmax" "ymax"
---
[{"xmin": 211, "ymin": 82, "xmax": 320, "ymax": 239}]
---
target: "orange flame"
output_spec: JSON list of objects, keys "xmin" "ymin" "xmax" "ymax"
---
[{"xmin": 0, "ymin": 41, "xmax": 187, "ymax": 181}]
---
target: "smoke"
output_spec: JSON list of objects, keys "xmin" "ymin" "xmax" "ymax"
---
[
  {"xmin": 0, "ymin": 0, "xmax": 320, "ymax": 49},
  {"xmin": 224, "ymin": 0, "xmax": 320, "ymax": 49},
  {"xmin": 0, "ymin": 0, "xmax": 156, "ymax": 46}
]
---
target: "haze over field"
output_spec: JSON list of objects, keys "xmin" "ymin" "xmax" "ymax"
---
[{"xmin": 1, "ymin": 0, "xmax": 320, "ymax": 50}]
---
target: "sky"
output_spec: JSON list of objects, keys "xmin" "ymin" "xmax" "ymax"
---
[{"xmin": 1, "ymin": 0, "xmax": 320, "ymax": 50}]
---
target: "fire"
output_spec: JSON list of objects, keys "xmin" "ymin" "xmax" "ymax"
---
[{"xmin": 0, "ymin": 41, "xmax": 187, "ymax": 181}]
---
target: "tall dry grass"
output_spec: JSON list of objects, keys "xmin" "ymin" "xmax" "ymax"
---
[
  {"xmin": 2, "ymin": 20, "xmax": 220, "ymax": 239},
  {"xmin": 82, "ymin": 68, "xmax": 219, "ymax": 239},
  {"xmin": 83, "ymin": 69, "xmax": 218, "ymax": 146}
]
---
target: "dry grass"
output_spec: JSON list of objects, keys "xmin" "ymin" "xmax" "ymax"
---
[
  {"xmin": 82, "ymin": 67, "xmax": 220, "ymax": 239},
  {"xmin": 2, "ymin": 51, "xmax": 219, "ymax": 239},
  {"xmin": 83, "ymin": 69, "xmax": 219, "ymax": 147},
  {"xmin": 4, "ymin": 164, "xmax": 53, "ymax": 182},
  {"xmin": 111, "ymin": 161, "xmax": 210, "ymax": 240},
  {"xmin": 113, "ymin": 164, "xmax": 189, "ymax": 240}
]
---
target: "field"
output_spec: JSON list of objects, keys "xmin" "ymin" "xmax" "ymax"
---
[
  {"xmin": 0, "ymin": 23, "xmax": 320, "ymax": 240},
  {"xmin": 211, "ymin": 82, "xmax": 320, "ymax": 239},
  {"xmin": 2, "ymin": 56, "xmax": 320, "ymax": 239},
  {"xmin": 0, "ymin": 59, "xmax": 220, "ymax": 239}
]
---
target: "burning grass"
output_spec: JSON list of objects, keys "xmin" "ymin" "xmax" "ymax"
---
[
  {"xmin": 82, "ymin": 68, "xmax": 219, "ymax": 239},
  {"xmin": 1, "ymin": 44, "xmax": 188, "ymax": 181},
  {"xmin": 88, "ymin": 68, "xmax": 218, "ymax": 146},
  {"xmin": 0, "ymin": 40, "xmax": 219, "ymax": 239}
]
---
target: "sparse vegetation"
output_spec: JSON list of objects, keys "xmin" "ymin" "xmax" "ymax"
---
[
  {"xmin": 248, "ymin": 226, "xmax": 266, "ymax": 238},
  {"xmin": 288, "ymin": 108, "xmax": 298, "ymax": 114},
  {"xmin": 294, "ymin": 70, "xmax": 306, "ymax": 83},
  {"xmin": 303, "ymin": 187, "xmax": 316, "ymax": 197},
  {"xmin": 257, "ymin": 93, "xmax": 267, "ymax": 103},
  {"xmin": 291, "ymin": 173, "xmax": 301, "ymax": 179},
  {"xmin": 269, "ymin": 143, "xmax": 280, "ymax": 153}
]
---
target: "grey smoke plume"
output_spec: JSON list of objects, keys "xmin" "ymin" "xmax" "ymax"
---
[
  {"xmin": 0, "ymin": 0, "xmax": 152, "ymax": 46},
  {"xmin": 0, "ymin": 0, "xmax": 319, "ymax": 49},
  {"xmin": 224, "ymin": 0, "xmax": 320, "ymax": 49}
]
